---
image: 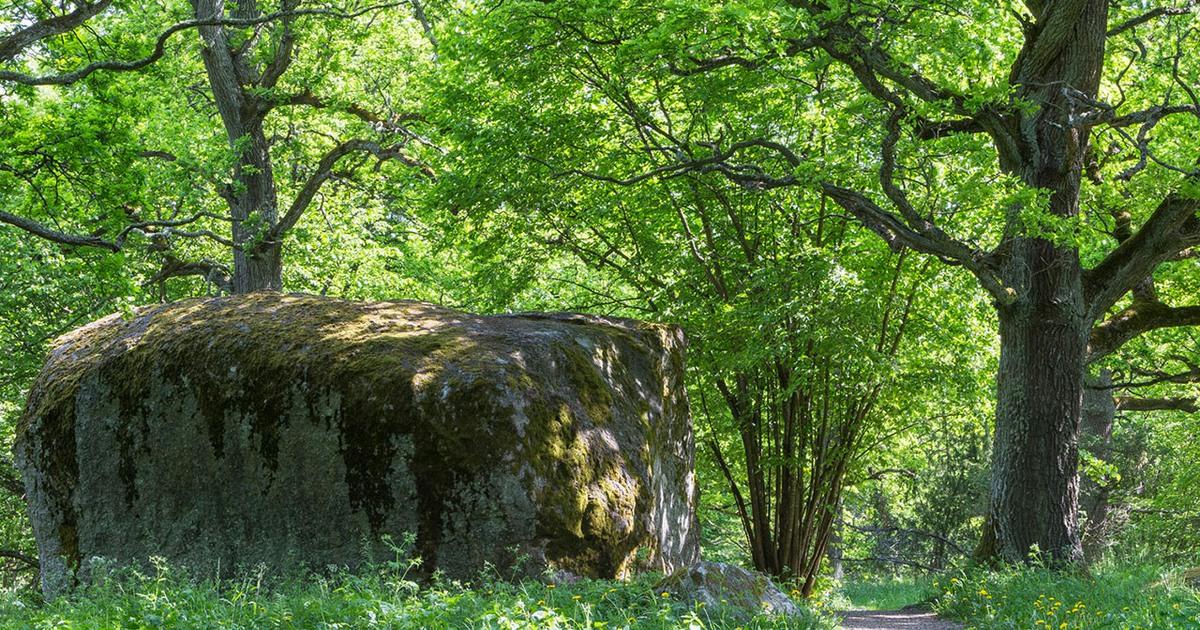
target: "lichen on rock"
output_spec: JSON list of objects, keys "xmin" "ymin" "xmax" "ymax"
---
[
  {"xmin": 657, "ymin": 561, "xmax": 802, "ymax": 620},
  {"xmin": 14, "ymin": 293, "xmax": 699, "ymax": 597}
]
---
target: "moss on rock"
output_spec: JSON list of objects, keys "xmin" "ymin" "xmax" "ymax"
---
[{"xmin": 15, "ymin": 293, "xmax": 699, "ymax": 597}]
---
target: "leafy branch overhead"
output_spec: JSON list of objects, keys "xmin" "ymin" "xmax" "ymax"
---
[{"xmin": 1, "ymin": 0, "xmax": 438, "ymax": 293}]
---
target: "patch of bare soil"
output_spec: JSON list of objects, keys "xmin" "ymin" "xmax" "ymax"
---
[{"xmin": 837, "ymin": 609, "xmax": 963, "ymax": 630}]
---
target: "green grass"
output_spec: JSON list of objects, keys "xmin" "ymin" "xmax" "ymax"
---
[
  {"xmin": 0, "ymin": 560, "xmax": 836, "ymax": 629},
  {"xmin": 832, "ymin": 575, "xmax": 938, "ymax": 611},
  {"xmin": 932, "ymin": 563, "xmax": 1200, "ymax": 629}
]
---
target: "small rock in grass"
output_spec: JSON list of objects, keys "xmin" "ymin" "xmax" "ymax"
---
[
  {"xmin": 1184, "ymin": 568, "xmax": 1200, "ymax": 590},
  {"xmin": 656, "ymin": 561, "xmax": 800, "ymax": 619}
]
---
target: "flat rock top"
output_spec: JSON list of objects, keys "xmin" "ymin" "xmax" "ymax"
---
[
  {"xmin": 838, "ymin": 609, "xmax": 962, "ymax": 630},
  {"xmin": 21, "ymin": 292, "xmax": 684, "ymax": 437}
]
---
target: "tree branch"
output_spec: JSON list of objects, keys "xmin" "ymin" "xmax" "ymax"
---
[
  {"xmin": 143, "ymin": 256, "xmax": 232, "ymax": 293},
  {"xmin": 1116, "ymin": 396, "xmax": 1198, "ymax": 413},
  {"xmin": 0, "ymin": 550, "xmax": 38, "ymax": 570},
  {"xmin": 0, "ymin": 210, "xmax": 119, "ymax": 251},
  {"xmin": 0, "ymin": 0, "xmax": 113, "ymax": 62},
  {"xmin": 1089, "ymin": 301, "xmax": 1200, "ymax": 363},
  {"xmin": 272, "ymin": 138, "xmax": 431, "ymax": 240},
  {"xmin": 914, "ymin": 117, "xmax": 987, "ymax": 140},
  {"xmin": 0, "ymin": 458, "xmax": 24, "ymax": 497},
  {"xmin": 281, "ymin": 90, "xmax": 425, "ymax": 130},
  {"xmin": 0, "ymin": 2, "xmax": 403, "ymax": 85},
  {"xmin": 819, "ymin": 183, "xmax": 1009, "ymax": 303},
  {"xmin": 1108, "ymin": 3, "xmax": 1198, "ymax": 37},
  {"xmin": 1085, "ymin": 185, "xmax": 1200, "ymax": 320},
  {"xmin": 259, "ymin": 0, "xmax": 300, "ymax": 90},
  {"xmin": 1113, "ymin": 358, "xmax": 1200, "ymax": 388}
]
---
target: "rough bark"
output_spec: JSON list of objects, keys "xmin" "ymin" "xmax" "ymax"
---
[
  {"xmin": 977, "ymin": 0, "xmax": 1107, "ymax": 565},
  {"xmin": 194, "ymin": 0, "xmax": 284, "ymax": 292}
]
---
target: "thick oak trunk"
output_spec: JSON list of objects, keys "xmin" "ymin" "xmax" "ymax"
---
[
  {"xmin": 979, "ymin": 0, "xmax": 1107, "ymax": 565},
  {"xmin": 986, "ymin": 239, "xmax": 1088, "ymax": 564}
]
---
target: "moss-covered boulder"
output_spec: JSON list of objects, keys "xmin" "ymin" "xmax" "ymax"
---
[
  {"xmin": 15, "ymin": 293, "xmax": 699, "ymax": 597},
  {"xmin": 657, "ymin": 562, "xmax": 800, "ymax": 620}
]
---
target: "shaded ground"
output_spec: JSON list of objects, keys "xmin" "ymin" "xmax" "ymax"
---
[{"xmin": 838, "ymin": 609, "xmax": 963, "ymax": 630}]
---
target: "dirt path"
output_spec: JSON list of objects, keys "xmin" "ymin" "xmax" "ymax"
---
[{"xmin": 837, "ymin": 609, "xmax": 963, "ymax": 630}]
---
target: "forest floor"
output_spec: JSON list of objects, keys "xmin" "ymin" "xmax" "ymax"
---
[{"xmin": 837, "ymin": 608, "xmax": 963, "ymax": 630}]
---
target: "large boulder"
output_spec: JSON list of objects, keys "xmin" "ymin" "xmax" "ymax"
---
[{"xmin": 15, "ymin": 293, "xmax": 698, "ymax": 596}]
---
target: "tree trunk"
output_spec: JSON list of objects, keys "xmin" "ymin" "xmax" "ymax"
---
[
  {"xmin": 979, "ymin": 0, "xmax": 1107, "ymax": 565},
  {"xmin": 1080, "ymin": 370, "xmax": 1116, "ymax": 560},
  {"xmin": 195, "ymin": 0, "xmax": 284, "ymax": 294},
  {"xmin": 986, "ymin": 250, "xmax": 1088, "ymax": 564},
  {"xmin": 827, "ymin": 501, "xmax": 844, "ymax": 581},
  {"xmin": 228, "ymin": 123, "xmax": 283, "ymax": 293}
]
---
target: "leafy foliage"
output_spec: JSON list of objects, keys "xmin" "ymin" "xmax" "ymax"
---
[
  {"xmin": 0, "ymin": 560, "xmax": 835, "ymax": 629},
  {"xmin": 933, "ymin": 563, "xmax": 1200, "ymax": 629}
]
